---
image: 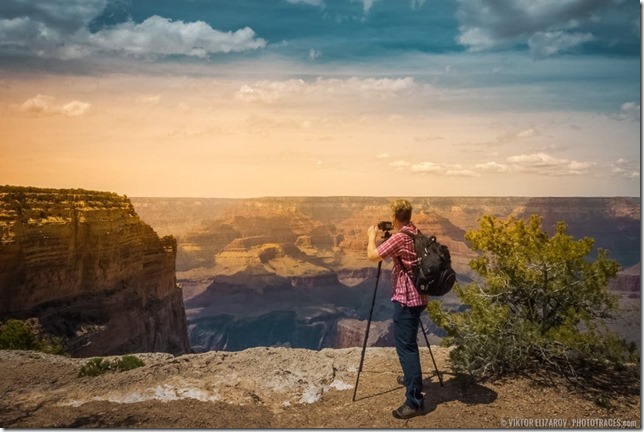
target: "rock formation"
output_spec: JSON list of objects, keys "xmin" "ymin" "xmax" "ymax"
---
[
  {"xmin": 609, "ymin": 263, "xmax": 641, "ymax": 299},
  {"xmin": 0, "ymin": 186, "xmax": 190, "ymax": 357},
  {"xmin": 130, "ymin": 196, "xmax": 641, "ymax": 352}
]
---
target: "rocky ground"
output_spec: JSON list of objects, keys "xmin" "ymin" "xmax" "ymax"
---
[{"xmin": 0, "ymin": 347, "xmax": 640, "ymax": 429}]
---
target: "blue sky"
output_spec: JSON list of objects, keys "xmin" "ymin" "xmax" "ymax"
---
[{"xmin": 0, "ymin": 0, "xmax": 640, "ymax": 197}]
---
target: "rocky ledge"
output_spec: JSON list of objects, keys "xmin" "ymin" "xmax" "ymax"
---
[{"xmin": 0, "ymin": 186, "xmax": 190, "ymax": 357}]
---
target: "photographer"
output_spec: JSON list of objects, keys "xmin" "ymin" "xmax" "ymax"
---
[{"xmin": 367, "ymin": 199, "xmax": 428, "ymax": 419}]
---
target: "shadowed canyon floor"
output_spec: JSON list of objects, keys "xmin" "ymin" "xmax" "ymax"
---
[{"xmin": 0, "ymin": 348, "xmax": 639, "ymax": 429}]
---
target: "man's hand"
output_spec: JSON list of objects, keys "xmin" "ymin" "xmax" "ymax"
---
[
  {"xmin": 367, "ymin": 225, "xmax": 383, "ymax": 262},
  {"xmin": 367, "ymin": 225, "xmax": 378, "ymax": 242}
]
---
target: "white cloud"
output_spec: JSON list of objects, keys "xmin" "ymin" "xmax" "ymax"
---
[
  {"xmin": 410, "ymin": 0, "xmax": 427, "ymax": 11},
  {"xmin": 506, "ymin": 152, "xmax": 595, "ymax": 175},
  {"xmin": 359, "ymin": 0, "xmax": 377, "ymax": 14},
  {"xmin": 136, "ymin": 94, "xmax": 162, "ymax": 104},
  {"xmin": 528, "ymin": 31, "xmax": 594, "ymax": 59},
  {"xmin": 516, "ymin": 128, "xmax": 536, "ymax": 138},
  {"xmin": 389, "ymin": 160, "xmax": 410, "ymax": 170},
  {"xmin": 410, "ymin": 162, "xmax": 441, "ymax": 173},
  {"xmin": 408, "ymin": 162, "xmax": 478, "ymax": 176},
  {"xmin": 87, "ymin": 16, "xmax": 266, "ymax": 58},
  {"xmin": 308, "ymin": 48, "xmax": 321, "ymax": 60},
  {"xmin": 286, "ymin": 0, "xmax": 325, "ymax": 6},
  {"xmin": 235, "ymin": 79, "xmax": 307, "ymax": 103},
  {"xmin": 60, "ymin": 100, "xmax": 91, "ymax": 117},
  {"xmin": 18, "ymin": 94, "xmax": 91, "ymax": 117},
  {"xmin": 235, "ymin": 77, "xmax": 418, "ymax": 103},
  {"xmin": 0, "ymin": 1, "xmax": 107, "ymax": 32},
  {"xmin": 455, "ymin": 0, "xmax": 608, "ymax": 58},
  {"xmin": 0, "ymin": 6, "xmax": 266, "ymax": 60},
  {"xmin": 616, "ymin": 102, "xmax": 640, "ymax": 121},
  {"xmin": 611, "ymin": 158, "xmax": 640, "ymax": 180},
  {"xmin": 445, "ymin": 168, "xmax": 479, "ymax": 177},
  {"xmin": 475, "ymin": 161, "xmax": 510, "ymax": 173}
]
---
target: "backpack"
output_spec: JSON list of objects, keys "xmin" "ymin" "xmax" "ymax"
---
[{"xmin": 397, "ymin": 230, "xmax": 456, "ymax": 296}]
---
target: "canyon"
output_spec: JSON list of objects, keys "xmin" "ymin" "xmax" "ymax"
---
[
  {"xmin": 0, "ymin": 186, "xmax": 190, "ymax": 357},
  {"xmin": 131, "ymin": 196, "xmax": 640, "ymax": 353}
]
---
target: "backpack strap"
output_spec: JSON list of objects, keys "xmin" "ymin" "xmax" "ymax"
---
[{"xmin": 395, "ymin": 229, "xmax": 416, "ymax": 275}]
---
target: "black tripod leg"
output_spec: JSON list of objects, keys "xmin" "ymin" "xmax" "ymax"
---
[
  {"xmin": 420, "ymin": 320, "xmax": 443, "ymax": 387},
  {"xmin": 352, "ymin": 261, "xmax": 382, "ymax": 402}
]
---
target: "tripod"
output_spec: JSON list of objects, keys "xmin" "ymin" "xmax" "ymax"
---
[{"xmin": 352, "ymin": 255, "xmax": 444, "ymax": 402}]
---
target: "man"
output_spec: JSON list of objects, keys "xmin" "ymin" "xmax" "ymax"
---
[{"xmin": 367, "ymin": 199, "xmax": 428, "ymax": 419}]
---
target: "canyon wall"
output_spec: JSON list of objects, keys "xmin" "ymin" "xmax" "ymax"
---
[
  {"xmin": 0, "ymin": 187, "xmax": 190, "ymax": 357},
  {"xmin": 131, "ymin": 196, "xmax": 641, "ymax": 352}
]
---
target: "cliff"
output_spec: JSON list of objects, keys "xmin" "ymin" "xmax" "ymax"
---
[
  {"xmin": 0, "ymin": 186, "xmax": 190, "ymax": 357},
  {"xmin": 0, "ymin": 347, "xmax": 639, "ymax": 428},
  {"xmin": 130, "ymin": 196, "xmax": 640, "ymax": 352}
]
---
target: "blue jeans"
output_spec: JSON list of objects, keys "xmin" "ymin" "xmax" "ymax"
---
[{"xmin": 393, "ymin": 301, "xmax": 425, "ymax": 409}]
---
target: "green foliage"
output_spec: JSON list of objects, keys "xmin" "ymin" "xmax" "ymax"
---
[
  {"xmin": 78, "ymin": 355, "xmax": 145, "ymax": 377},
  {"xmin": 0, "ymin": 319, "xmax": 66, "ymax": 355},
  {"xmin": 427, "ymin": 214, "xmax": 638, "ymax": 379}
]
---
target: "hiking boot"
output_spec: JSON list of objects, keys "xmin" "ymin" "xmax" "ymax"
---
[
  {"xmin": 396, "ymin": 375, "xmax": 405, "ymax": 386},
  {"xmin": 392, "ymin": 402, "xmax": 424, "ymax": 419}
]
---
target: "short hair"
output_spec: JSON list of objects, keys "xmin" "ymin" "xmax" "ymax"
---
[{"xmin": 391, "ymin": 199, "xmax": 412, "ymax": 224}]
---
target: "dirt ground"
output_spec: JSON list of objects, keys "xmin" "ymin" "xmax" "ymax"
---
[{"xmin": 0, "ymin": 347, "xmax": 640, "ymax": 429}]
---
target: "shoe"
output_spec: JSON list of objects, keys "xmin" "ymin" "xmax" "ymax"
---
[
  {"xmin": 396, "ymin": 375, "xmax": 405, "ymax": 386},
  {"xmin": 392, "ymin": 402, "xmax": 424, "ymax": 419}
]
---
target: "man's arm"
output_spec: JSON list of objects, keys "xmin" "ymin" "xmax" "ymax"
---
[{"xmin": 367, "ymin": 225, "xmax": 383, "ymax": 262}]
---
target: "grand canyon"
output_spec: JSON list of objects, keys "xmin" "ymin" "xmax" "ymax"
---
[
  {"xmin": 1, "ymin": 189, "xmax": 639, "ymax": 357},
  {"xmin": 129, "ymin": 195, "xmax": 641, "ymax": 353},
  {"xmin": 1, "ymin": 188, "xmax": 640, "ymax": 428}
]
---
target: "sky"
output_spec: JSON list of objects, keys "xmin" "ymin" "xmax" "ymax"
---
[{"xmin": 0, "ymin": 0, "xmax": 640, "ymax": 198}]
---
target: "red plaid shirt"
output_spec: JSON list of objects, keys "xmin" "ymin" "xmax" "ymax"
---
[{"xmin": 376, "ymin": 222, "xmax": 429, "ymax": 307}]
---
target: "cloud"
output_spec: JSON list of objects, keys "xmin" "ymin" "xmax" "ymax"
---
[
  {"xmin": 408, "ymin": 162, "xmax": 479, "ymax": 177},
  {"xmin": 455, "ymin": 0, "xmax": 615, "ymax": 58},
  {"xmin": 505, "ymin": 152, "xmax": 595, "ymax": 175},
  {"xmin": 461, "ymin": 127, "xmax": 539, "ymax": 148},
  {"xmin": 18, "ymin": 94, "xmax": 91, "ymax": 116},
  {"xmin": 0, "ymin": 1, "xmax": 266, "ymax": 61},
  {"xmin": 87, "ymin": 16, "xmax": 266, "ymax": 58},
  {"xmin": 528, "ymin": 31, "xmax": 594, "ymax": 59},
  {"xmin": 377, "ymin": 153, "xmax": 391, "ymax": 159},
  {"xmin": 615, "ymin": 101, "xmax": 640, "ymax": 121},
  {"xmin": 285, "ymin": 0, "xmax": 325, "ymax": 7},
  {"xmin": 136, "ymin": 94, "xmax": 162, "ymax": 104},
  {"xmin": 234, "ymin": 77, "xmax": 418, "ymax": 103},
  {"xmin": 410, "ymin": 0, "xmax": 427, "ymax": 11},
  {"xmin": 308, "ymin": 48, "xmax": 321, "ymax": 60},
  {"xmin": 611, "ymin": 158, "xmax": 640, "ymax": 179},
  {"xmin": 389, "ymin": 160, "xmax": 410, "ymax": 170},
  {"xmin": 475, "ymin": 161, "xmax": 510, "ymax": 173},
  {"xmin": 60, "ymin": 100, "xmax": 92, "ymax": 116},
  {"xmin": 0, "ymin": 0, "xmax": 107, "ymax": 33},
  {"xmin": 236, "ymin": 79, "xmax": 307, "ymax": 103},
  {"xmin": 516, "ymin": 128, "xmax": 536, "ymax": 138},
  {"xmin": 351, "ymin": 0, "xmax": 377, "ymax": 15}
]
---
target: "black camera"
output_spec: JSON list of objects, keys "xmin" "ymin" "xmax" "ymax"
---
[
  {"xmin": 377, "ymin": 221, "xmax": 394, "ymax": 239},
  {"xmin": 377, "ymin": 221, "xmax": 393, "ymax": 232}
]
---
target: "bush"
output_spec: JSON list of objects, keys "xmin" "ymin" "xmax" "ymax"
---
[
  {"xmin": 0, "ymin": 319, "xmax": 66, "ymax": 355},
  {"xmin": 78, "ymin": 355, "xmax": 145, "ymax": 377},
  {"xmin": 427, "ymin": 214, "xmax": 638, "ymax": 380}
]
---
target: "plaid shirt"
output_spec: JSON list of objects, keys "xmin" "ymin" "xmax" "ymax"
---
[{"xmin": 376, "ymin": 222, "xmax": 429, "ymax": 307}]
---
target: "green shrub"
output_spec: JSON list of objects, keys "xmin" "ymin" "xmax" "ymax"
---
[
  {"xmin": 78, "ymin": 355, "xmax": 145, "ymax": 377},
  {"xmin": 0, "ymin": 319, "xmax": 66, "ymax": 355},
  {"xmin": 428, "ymin": 214, "xmax": 638, "ymax": 380}
]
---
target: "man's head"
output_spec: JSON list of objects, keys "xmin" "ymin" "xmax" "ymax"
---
[{"xmin": 390, "ymin": 199, "xmax": 413, "ymax": 226}]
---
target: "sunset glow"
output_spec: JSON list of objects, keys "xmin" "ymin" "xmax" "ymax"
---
[{"xmin": 0, "ymin": 1, "xmax": 640, "ymax": 197}]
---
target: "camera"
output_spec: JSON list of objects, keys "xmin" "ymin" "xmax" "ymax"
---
[{"xmin": 377, "ymin": 221, "xmax": 393, "ymax": 232}]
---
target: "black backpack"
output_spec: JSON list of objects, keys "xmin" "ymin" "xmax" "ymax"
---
[{"xmin": 397, "ymin": 230, "xmax": 456, "ymax": 296}]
